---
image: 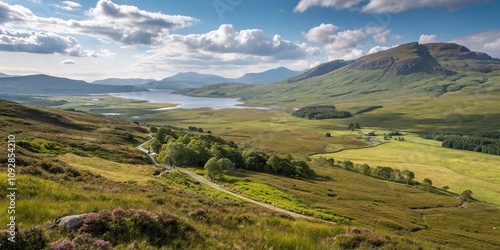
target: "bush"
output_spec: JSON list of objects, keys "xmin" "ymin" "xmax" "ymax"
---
[
  {"xmin": 75, "ymin": 208, "xmax": 197, "ymax": 248},
  {"xmin": 0, "ymin": 227, "xmax": 48, "ymax": 250}
]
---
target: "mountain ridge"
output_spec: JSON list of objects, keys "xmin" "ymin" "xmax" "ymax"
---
[
  {"xmin": 92, "ymin": 78, "xmax": 156, "ymax": 86},
  {"xmin": 145, "ymin": 67, "xmax": 301, "ymax": 90},
  {"xmin": 0, "ymin": 74, "xmax": 148, "ymax": 95}
]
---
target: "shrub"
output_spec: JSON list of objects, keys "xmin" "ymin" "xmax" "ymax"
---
[
  {"xmin": 75, "ymin": 208, "xmax": 197, "ymax": 248},
  {"xmin": 0, "ymin": 226, "xmax": 48, "ymax": 250}
]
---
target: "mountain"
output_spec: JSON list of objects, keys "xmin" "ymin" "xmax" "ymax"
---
[
  {"xmin": 0, "ymin": 74, "xmax": 148, "ymax": 95},
  {"xmin": 92, "ymin": 78, "xmax": 156, "ymax": 86},
  {"xmin": 287, "ymin": 60, "xmax": 351, "ymax": 83},
  {"xmin": 236, "ymin": 67, "xmax": 301, "ymax": 84},
  {"xmin": 143, "ymin": 72, "xmax": 232, "ymax": 90},
  {"xmin": 179, "ymin": 42, "xmax": 500, "ymax": 109},
  {"xmin": 144, "ymin": 67, "xmax": 301, "ymax": 89},
  {"xmin": 0, "ymin": 72, "xmax": 11, "ymax": 78}
]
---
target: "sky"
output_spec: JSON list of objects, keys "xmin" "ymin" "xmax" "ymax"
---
[{"xmin": 0, "ymin": 0, "xmax": 499, "ymax": 81}]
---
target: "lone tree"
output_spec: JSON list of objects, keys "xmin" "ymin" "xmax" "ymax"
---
[
  {"xmin": 459, "ymin": 190, "xmax": 474, "ymax": 202},
  {"xmin": 325, "ymin": 132, "xmax": 331, "ymax": 137},
  {"xmin": 422, "ymin": 178, "xmax": 433, "ymax": 186},
  {"xmin": 204, "ymin": 157, "xmax": 234, "ymax": 180}
]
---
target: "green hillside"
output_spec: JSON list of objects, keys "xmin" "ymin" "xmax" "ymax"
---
[{"xmin": 2, "ymin": 100, "xmax": 500, "ymax": 249}]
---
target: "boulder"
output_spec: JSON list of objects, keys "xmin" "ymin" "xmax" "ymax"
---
[{"xmin": 53, "ymin": 213, "xmax": 96, "ymax": 230}]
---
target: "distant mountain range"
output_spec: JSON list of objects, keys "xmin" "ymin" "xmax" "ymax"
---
[
  {"xmin": 144, "ymin": 67, "xmax": 301, "ymax": 90},
  {"xmin": 0, "ymin": 67, "xmax": 303, "ymax": 95},
  {"xmin": 92, "ymin": 78, "xmax": 156, "ymax": 86},
  {"xmin": 0, "ymin": 74, "xmax": 148, "ymax": 95}
]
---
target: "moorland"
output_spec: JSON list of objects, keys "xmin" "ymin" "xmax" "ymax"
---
[{"xmin": 1, "ymin": 42, "xmax": 500, "ymax": 249}]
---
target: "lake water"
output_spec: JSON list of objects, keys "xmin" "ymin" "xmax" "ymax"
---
[{"xmin": 109, "ymin": 89, "xmax": 270, "ymax": 110}]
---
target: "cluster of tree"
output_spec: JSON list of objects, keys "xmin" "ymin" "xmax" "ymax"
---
[
  {"xmin": 188, "ymin": 126, "xmax": 211, "ymax": 133},
  {"xmin": 348, "ymin": 122, "xmax": 360, "ymax": 130},
  {"xmin": 153, "ymin": 127, "xmax": 315, "ymax": 179},
  {"xmin": 420, "ymin": 132, "xmax": 500, "ymax": 156},
  {"xmin": 314, "ymin": 156, "xmax": 435, "ymax": 186},
  {"xmin": 292, "ymin": 105, "xmax": 352, "ymax": 120},
  {"xmin": 354, "ymin": 105, "xmax": 383, "ymax": 115}
]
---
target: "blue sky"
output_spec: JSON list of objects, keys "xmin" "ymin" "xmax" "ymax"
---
[{"xmin": 0, "ymin": 0, "xmax": 499, "ymax": 81}]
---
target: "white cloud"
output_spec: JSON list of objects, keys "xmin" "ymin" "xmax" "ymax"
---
[
  {"xmin": 134, "ymin": 25, "xmax": 321, "ymax": 78},
  {"xmin": 294, "ymin": 0, "xmax": 363, "ymax": 12},
  {"xmin": 0, "ymin": 0, "xmax": 197, "ymax": 46},
  {"xmin": 61, "ymin": 59, "xmax": 77, "ymax": 64},
  {"xmin": 367, "ymin": 45, "xmax": 398, "ymax": 54},
  {"xmin": 450, "ymin": 30, "xmax": 500, "ymax": 58},
  {"xmin": 294, "ymin": 0, "xmax": 481, "ymax": 13},
  {"xmin": 304, "ymin": 23, "xmax": 369, "ymax": 60},
  {"xmin": 0, "ymin": 28, "xmax": 109, "ymax": 57},
  {"xmin": 52, "ymin": 1, "xmax": 82, "ymax": 12},
  {"xmin": 304, "ymin": 24, "xmax": 368, "ymax": 50},
  {"xmin": 166, "ymin": 24, "xmax": 320, "ymax": 59},
  {"xmin": 373, "ymin": 30, "xmax": 390, "ymax": 43},
  {"xmin": 362, "ymin": 0, "xmax": 480, "ymax": 13},
  {"xmin": 418, "ymin": 34, "xmax": 437, "ymax": 44}
]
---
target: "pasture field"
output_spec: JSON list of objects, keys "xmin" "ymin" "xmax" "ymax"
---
[{"xmin": 315, "ymin": 135, "xmax": 500, "ymax": 205}]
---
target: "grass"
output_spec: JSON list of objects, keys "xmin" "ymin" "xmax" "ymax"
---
[
  {"xmin": 225, "ymin": 163, "xmax": 500, "ymax": 249},
  {"xmin": 315, "ymin": 134, "xmax": 500, "ymax": 205},
  {"xmin": 2, "ymin": 95, "xmax": 500, "ymax": 248},
  {"xmin": 186, "ymin": 167, "xmax": 348, "ymax": 222}
]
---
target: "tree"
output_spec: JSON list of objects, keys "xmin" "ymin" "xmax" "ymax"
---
[
  {"xmin": 459, "ymin": 190, "xmax": 474, "ymax": 202},
  {"xmin": 204, "ymin": 157, "xmax": 222, "ymax": 180},
  {"xmin": 325, "ymin": 132, "xmax": 331, "ymax": 137},
  {"xmin": 266, "ymin": 155, "xmax": 282, "ymax": 174},
  {"xmin": 204, "ymin": 157, "xmax": 234, "ymax": 180},
  {"xmin": 442, "ymin": 186, "xmax": 450, "ymax": 191},
  {"xmin": 156, "ymin": 127, "xmax": 167, "ymax": 143},
  {"xmin": 348, "ymin": 123, "xmax": 355, "ymax": 131},
  {"xmin": 218, "ymin": 158, "xmax": 234, "ymax": 175},
  {"xmin": 359, "ymin": 164, "xmax": 371, "ymax": 175},
  {"xmin": 157, "ymin": 142, "xmax": 187, "ymax": 167},
  {"xmin": 354, "ymin": 122, "xmax": 360, "ymax": 129},
  {"xmin": 422, "ymin": 178, "xmax": 433, "ymax": 186},
  {"xmin": 402, "ymin": 170, "xmax": 415, "ymax": 184},
  {"xmin": 150, "ymin": 138, "xmax": 161, "ymax": 153},
  {"xmin": 149, "ymin": 126, "xmax": 158, "ymax": 133}
]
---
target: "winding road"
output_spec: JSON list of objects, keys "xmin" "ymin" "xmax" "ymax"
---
[{"xmin": 136, "ymin": 138, "xmax": 336, "ymax": 224}]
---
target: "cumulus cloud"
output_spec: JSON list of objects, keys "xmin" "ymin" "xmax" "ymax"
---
[
  {"xmin": 373, "ymin": 30, "xmax": 390, "ymax": 43},
  {"xmin": 450, "ymin": 30, "xmax": 500, "ymax": 58},
  {"xmin": 367, "ymin": 45, "xmax": 398, "ymax": 54},
  {"xmin": 0, "ymin": 28, "xmax": 109, "ymax": 57},
  {"xmin": 303, "ymin": 23, "xmax": 371, "ymax": 60},
  {"xmin": 304, "ymin": 24, "xmax": 368, "ymax": 50},
  {"xmin": 167, "ymin": 24, "xmax": 320, "ymax": 59},
  {"xmin": 418, "ymin": 34, "xmax": 437, "ymax": 44},
  {"xmin": 134, "ymin": 25, "xmax": 320, "ymax": 77},
  {"xmin": 0, "ymin": 0, "xmax": 197, "ymax": 46},
  {"xmin": 294, "ymin": 0, "xmax": 481, "ymax": 13},
  {"xmin": 61, "ymin": 59, "xmax": 77, "ymax": 64}
]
